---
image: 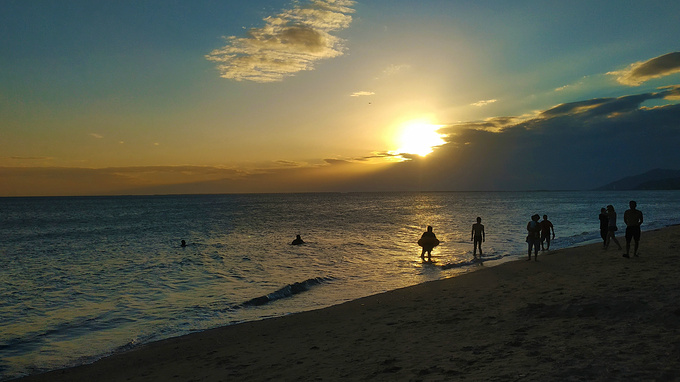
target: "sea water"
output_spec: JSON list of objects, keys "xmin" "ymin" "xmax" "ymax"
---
[{"xmin": 1, "ymin": 191, "xmax": 679, "ymax": 380}]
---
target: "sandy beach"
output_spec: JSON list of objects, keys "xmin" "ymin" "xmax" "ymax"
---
[{"xmin": 17, "ymin": 225, "xmax": 680, "ymax": 381}]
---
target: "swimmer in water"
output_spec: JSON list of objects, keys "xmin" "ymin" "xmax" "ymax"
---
[{"xmin": 291, "ymin": 235, "xmax": 305, "ymax": 245}]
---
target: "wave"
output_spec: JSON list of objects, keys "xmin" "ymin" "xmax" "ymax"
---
[
  {"xmin": 0, "ymin": 312, "xmax": 131, "ymax": 356},
  {"xmin": 438, "ymin": 254, "xmax": 506, "ymax": 270},
  {"xmin": 240, "ymin": 276, "xmax": 334, "ymax": 307}
]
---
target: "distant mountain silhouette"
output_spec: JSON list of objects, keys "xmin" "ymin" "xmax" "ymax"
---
[{"xmin": 595, "ymin": 168, "xmax": 680, "ymax": 190}]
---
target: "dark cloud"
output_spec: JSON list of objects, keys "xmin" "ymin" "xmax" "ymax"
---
[
  {"xmin": 339, "ymin": 89, "xmax": 680, "ymax": 191},
  {"xmin": 610, "ymin": 51, "xmax": 680, "ymax": 86},
  {"xmin": 3, "ymin": 89, "xmax": 680, "ymax": 196}
]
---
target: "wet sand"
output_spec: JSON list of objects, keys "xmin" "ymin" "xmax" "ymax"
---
[{"xmin": 17, "ymin": 226, "xmax": 680, "ymax": 381}]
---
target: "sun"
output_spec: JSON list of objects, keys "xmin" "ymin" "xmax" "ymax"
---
[{"xmin": 392, "ymin": 120, "xmax": 446, "ymax": 157}]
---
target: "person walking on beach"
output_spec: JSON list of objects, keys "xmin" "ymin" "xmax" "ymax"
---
[
  {"xmin": 419, "ymin": 226, "xmax": 439, "ymax": 263},
  {"xmin": 623, "ymin": 200, "xmax": 643, "ymax": 258},
  {"xmin": 526, "ymin": 214, "xmax": 541, "ymax": 261},
  {"xmin": 599, "ymin": 208, "xmax": 609, "ymax": 248},
  {"xmin": 471, "ymin": 217, "xmax": 485, "ymax": 258},
  {"xmin": 605, "ymin": 205, "xmax": 622, "ymax": 250},
  {"xmin": 540, "ymin": 215, "xmax": 555, "ymax": 251}
]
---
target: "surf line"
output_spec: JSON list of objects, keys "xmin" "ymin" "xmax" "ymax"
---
[{"xmin": 240, "ymin": 276, "xmax": 334, "ymax": 307}]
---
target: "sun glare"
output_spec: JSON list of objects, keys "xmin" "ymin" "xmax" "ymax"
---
[{"xmin": 392, "ymin": 120, "xmax": 446, "ymax": 157}]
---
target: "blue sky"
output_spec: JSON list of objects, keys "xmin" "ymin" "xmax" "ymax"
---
[{"xmin": 1, "ymin": 0, "xmax": 680, "ymax": 195}]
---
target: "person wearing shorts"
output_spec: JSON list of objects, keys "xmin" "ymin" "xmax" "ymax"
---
[
  {"xmin": 623, "ymin": 200, "xmax": 643, "ymax": 258},
  {"xmin": 526, "ymin": 214, "xmax": 541, "ymax": 261},
  {"xmin": 540, "ymin": 215, "xmax": 555, "ymax": 251}
]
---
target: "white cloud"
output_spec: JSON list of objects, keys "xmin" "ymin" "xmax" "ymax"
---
[
  {"xmin": 206, "ymin": 0, "xmax": 356, "ymax": 83},
  {"xmin": 89, "ymin": 133, "xmax": 103, "ymax": 139},
  {"xmin": 351, "ymin": 91, "xmax": 375, "ymax": 97},
  {"xmin": 382, "ymin": 64, "xmax": 410, "ymax": 77},
  {"xmin": 471, "ymin": 99, "xmax": 497, "ymax": 107}
]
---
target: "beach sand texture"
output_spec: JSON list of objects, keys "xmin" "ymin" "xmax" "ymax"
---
[{"xmin": 17, "ymin": 226, "xmax": 680, "ymax": 381}]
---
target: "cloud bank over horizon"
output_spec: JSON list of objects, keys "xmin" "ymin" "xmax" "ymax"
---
[
  {"xmin": 3, "ymin": 85, "xmax": 678, "ymax": 196},
  {"xmin": 348, "ymin": 86, "xmax": 680, "ymax": 192},
  {"xmin": 206, "ymin": 0, "xmax": 356, "ymax": 82}
]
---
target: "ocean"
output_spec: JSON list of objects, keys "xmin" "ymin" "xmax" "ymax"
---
[{"xmin": 1, "ymin": 191, "xmax": 679, "ymax": 380}]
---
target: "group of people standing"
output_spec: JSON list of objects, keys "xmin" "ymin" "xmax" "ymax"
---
[
  {"xmin": 418, "ymin": 200, "xmax": 642, "ymax": 264},
  {"xmin": 599, "ymin": 200, "xmax": 644, "ymax": 258},
  {"xmin": 526, "ymin": 215, "xmax": 555, "ymax": 261}
]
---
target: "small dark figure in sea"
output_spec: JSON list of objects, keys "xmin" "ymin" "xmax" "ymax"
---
[
  {"xmin": 599, "ymin": 208, "xmax": 609, "ymax": 248},
  {"xmin": 419, "ymin": 226, "xmax": 439, "ymax": 263},
  {"xmin": 291, "ymin": 235, "xmax": 305, "ymax": 245},
  {"xmin": 623, "ymin": 200, "xmax": 643, "ymax": 258},
  {"xmin": 471, "ymin": 217, "xmax": 485, "ymax": 258},
  {"xmin": 540, "ymin": 214, "xmax": 555, "ymax": 251},
  {"xmin": 181, "ymin": 240, "xmax": 187, "ymax": 247},
  {"xmin": 526, "ymin": 214, "xmax": 541, "ymax": 261}
]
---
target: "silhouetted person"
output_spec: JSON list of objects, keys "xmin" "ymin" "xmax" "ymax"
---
[
  {"xmin": 599, "ymin": 208, "xmax": 609, "ymax": 248},
  {"xmin": 605, "ymin": 204, "xmax": 622, "ymax": 250},
  {"xmin": 291, "ymin": 235, "xmax": 305, "ymax": 245},
  {"xmin": 180, "ymin": 240, "xmax": 187, "ymax": 247},
  {"xmin": 471, "ymin": 217, "xmax": 485, "ymax": 258},
  {"xmin": 623, "ymin": 200, "xmax": 643, "ymax": 258},
  {"xmin": 526, "ymin": 214, "xmax": 541, "ymax": 261},
  {"xmin": 419, "ymin": 226, "xmax": 438, "ymax": 263},
  {"xmin": 540, "ymin": 214, "xmax": 555, "ymax": 251}
]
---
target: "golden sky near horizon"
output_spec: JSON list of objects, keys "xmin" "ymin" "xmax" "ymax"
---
[{"xmin": 2, "ymin": 0, "xmax": 680, "ymax": 196}]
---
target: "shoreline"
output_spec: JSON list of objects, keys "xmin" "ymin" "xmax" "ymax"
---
[{"xmin": 15, "ymin": 225, "xmax": 680, "ymax": 381}]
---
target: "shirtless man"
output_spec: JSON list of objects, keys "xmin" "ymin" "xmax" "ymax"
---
[
  {"xmin": 540, "ymin": 215, "xmax": 555, "ymax": 251},
  {"xmin": 471, "ymin": 217, "xmax": 485, "ymax": 258},
  {"xmin": 623, "ymin": 200, "xmax": 643, "ymax": 258}
]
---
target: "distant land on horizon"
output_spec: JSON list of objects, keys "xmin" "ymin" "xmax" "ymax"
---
[{"xmin": 595, "ymin": 169, "xmax": 680, "ymax": 191}]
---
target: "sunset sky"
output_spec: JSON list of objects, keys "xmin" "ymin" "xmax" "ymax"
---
[{"xmin": 2, "ymin": 0, "xmax": 680, "ymax": 196}]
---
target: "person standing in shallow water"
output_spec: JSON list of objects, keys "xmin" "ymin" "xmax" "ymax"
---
[
  {"xmin": 599, "ymin": 208, "xmax": 609, "ymax": 248},
  {"xmin": 605, "ymin": 205, "xmax": 622, "ymax": 250},
  {"xmin": 526, "ymin": 214, "xmax": 541, "ymax": 261},
  {"xmin": 471, "ymin": 217, "xmax": 485, "ymax": 258},
  {"xmin": 419, "ymin": 226, "xmax": 438, "ymax": 263},
  {"xmin": 623, "ymin": 200, "xmax": 643, "ymax": 258}
]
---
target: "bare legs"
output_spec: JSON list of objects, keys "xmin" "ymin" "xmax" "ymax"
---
[{"xmin": 605, "ymin": 230, "xmax": 622, "ymax": 250}]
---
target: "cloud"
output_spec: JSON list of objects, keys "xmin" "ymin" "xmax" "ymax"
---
[
  {"xmin": 0, "ymin": 166, "xmax": 247, "ymax": 196},
  {"xmin": 5, "ymin": 88, "xmax": 680, "ymax": 196},
  {"xmin": 206, "ymin": 0, "xmax": 356, "ymax": 82},
  {"xmin": 350, "ymin": 91, "xmax": 375, "ymax": 97},
  {"xmin": 381, "ymin": 64, "xmax": 410, "ymax": 77},
  {"xmin": 337, "ymin": 88, "xmax": 680, "ymax": 191},
  {"xmin": 471, "ymin": 99, "xmax": 497, "ymax": 107},
  {"xmin": 89, "ymin": 133, "xmax": 104, "ymax": 139},
  {"xmin": 609, "ymin": 52, "xmax": 680, "ymax": 86},
  {"xmin": 7, "ymin": 156, "xmax": 52, "ymax": 160}
]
